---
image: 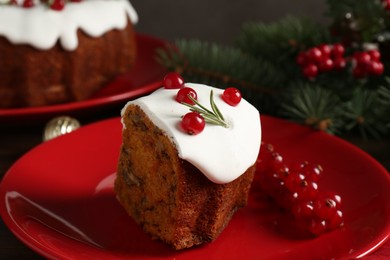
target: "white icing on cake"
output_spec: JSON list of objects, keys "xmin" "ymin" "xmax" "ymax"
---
[
  {"xmin": 122, "ymin": 83, "xmax": 262, "ymax": 184},
  {"xmin": 0, "ymin": 0, "xmax": 138, "ymax": 51}
]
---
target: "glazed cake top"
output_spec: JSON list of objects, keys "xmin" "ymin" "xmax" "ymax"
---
[
  {"xmin": 0, "ymin": 0, "xmax": 138, "ymax": 51},
  {"xmin": 122, "ymin": 83, "xmax": 262, "ymax": 184}
]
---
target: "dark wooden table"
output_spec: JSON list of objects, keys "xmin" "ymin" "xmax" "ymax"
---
[{"xmin": 1, "ymin": 107, "xmax": 389, "ymax": 259}]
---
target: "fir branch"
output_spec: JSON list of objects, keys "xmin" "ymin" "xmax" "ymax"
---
[
  {"xmin": 156, "ymin": 40, "xmax": 284, "ymax": 90},
  {"xmin": 279, "ymin": 82, "xmax": 343, "ymax": 134},
  {"xmin": 235, "ymin": 16, "xmax": 329, "ymax": 61},
  {"xmin": 379, "ymin": 77, "xmax": 390, "ymax": 107},
  {"xmin": 378, "ymin": 78, "xmax": 390, "ymax": 129},
  {"xmin": 343, "ymin": 88, "xmax": 389, "ymax": 139}
]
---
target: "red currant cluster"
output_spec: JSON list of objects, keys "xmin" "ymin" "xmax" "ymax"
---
[
  {"xmin": 255, "ymin": 142, "xmax": 344, "ymax": 236},
  {"xmin": 297, "ymin": 43, "xmax": 385, "ymax": 79},
  {"xmin": 162, "ymin": 72, "xmax": 242, "ymax": 135},
  {"xmin": 351, "ymin": 50, "xmax": 384, "ymax": 78},
  {"xmin": 296, "ymin": 43, "xmax": 346, "ymax": 79},
  {"xmin": 7, "ymin": 0, "xmax": 82, "ymax": 11}
]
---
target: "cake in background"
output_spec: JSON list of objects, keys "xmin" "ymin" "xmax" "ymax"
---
[
  {"xmin": 0, "ymin": 0, "xmax": 138, "ymax": 108},
  {"xmin": 115, "ymin": 73, "xmax": 261, "ymax": 250}
]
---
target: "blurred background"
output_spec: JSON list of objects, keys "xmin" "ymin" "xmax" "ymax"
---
[{"xmin": 130, "ymin": 0, "xmax": 327, "ymax": 43}]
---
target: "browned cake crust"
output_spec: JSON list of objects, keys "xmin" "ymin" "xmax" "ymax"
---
[
  {"xmin": 115, "ymin": 104, "xmax": 255, "ymax": 250},
  {"xmin": 0, "ymin": 21, "xmax": 136, "ymax": 108}
]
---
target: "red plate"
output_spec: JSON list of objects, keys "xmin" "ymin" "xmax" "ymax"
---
[
  {"xmin": 1, "ymin": 116, "xmax": 389, "ymax": 259},
  {"xmin": 0, "ymin": 33, "xmax": 167, "ymax": 125}
]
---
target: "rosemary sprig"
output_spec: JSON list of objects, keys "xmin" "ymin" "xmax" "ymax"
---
[{"xmin": 181, "ymin": 90, "xmax": 230, "ymax": 128}]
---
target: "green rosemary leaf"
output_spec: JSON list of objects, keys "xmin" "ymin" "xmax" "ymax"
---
[
  {"xmin": 210, "ymin": 90, "xmax": 225, "ymax": 121},
  {"xmin": 188, "ymin": 95, "xmax": 214, "ymax": 115},
  {"xmin": 202, "ymin": 115, "xmax": 226, "ymax": 126},
  {"xmin": 182, "ymin": 104, "xmax": 204, "ymax": 114}
]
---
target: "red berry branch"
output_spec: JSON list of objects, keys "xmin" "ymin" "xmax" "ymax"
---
[
  {"xmin": 255, "ymin": 142, "xmax": 344, "ymax": 236},
  {"xmin": 296, "ymin": 43, "xmax": 384, "ymax": 79},
  {"xmin": 296, "ymin": 43, "xmax": 346, "ymax": 79},
  {"xmin": 351, "ymin": 50, "xmax": 384, "ymax": 78}
]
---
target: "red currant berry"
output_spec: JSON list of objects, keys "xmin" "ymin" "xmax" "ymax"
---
[
  {"xmin": 368, "ymin": 61, "xmax": 384, "ymax": 76},
  {"xmin": 308, "ymin": 219, "xmax": 327, "ymax": 236},
  {"xmin": 163, "ymin": 72, "xmax": 184, "ymax": 89},
  {"xmin": 257, "ymin": 146, "xmax": 288, "ymax": 196},
  {"xmin": 285, "ymin": 171, "xmax": 306, "ymax": 192},
  {"xmin": 181, "ymin": 112, "xmax": 205, "ymax": 135},
  {"xmin": 256, "ymin": 143, "xmax": 275, "ymax": 173},
  {"xmin": 318, "ymin": 59, "xmax": 334, "ymax": 72},
  {"xmin": 50, "ymin": 0, "xmax": 66, "ymax": 11},
  {"xmin": 318, "ymin": 44, "xmax": 331, "ymax": 59},
  {"xmin": 262, "ymin": 163, "xmax": 289, "ymax": 193},
  {"xmin": 302, "ymin": 163, "xmax": 323, "ymax": 182},
  {"xmin": 368, "ymin": 49, "xmax": 381, "ymax": 62},
  {"xmin": 292, "ymin": 201, "xmax": 314, "ymax": 220},
  {"xmin": 333, "ymin": 57, "xmax": 346, "ymax": 70},
  {"xmin": 176, "ymin": 87, "xmax": 197, "ymax": 105},
  {"xmin": 10, "ymin": 0, "xmax": 18, "ymax": 5},
  {"xmin": 222, "ymin": 87, "xmax": 242, "ymax": 106},
  {"xmin": 289, "ymin": 161, "xmax": 307, "ymax": 172},
  {"xmin": 276, "ymin": 190, "xmax": 299, "ymax": 209},
  {"xmin": 258, "ymin": 142, "xmax": 274, "ymax": 159},
  {"xmin": 322, "ymin": 191, "xmax": 342, "ymax": 207},
  {"xmin": 327, "ymin": 210, "xmax": 344, "ymax": 230},
  {"xmin": 23, "ymin": 0, "xmax": 34, "ymax": 8},
  {"xmin": 268, "ymin": 152, "xmax": 284, "ymax": 171},
  {"xmin": 355, "ymin": 52, "xmax": 371, "ymax": 67},
  {"xmin": 269, "ymin": 171, "xmax": 288, "ymax": 190},
  {"xmin": 331, "ymin": 43, "xmax": 345, "ymax": 58},
  {"xmin": 306, "ymin": 47, "xmax": 323, "ymax": 63},
  {"xmin": 295, "ymin": 180, "xmax": 319, "ymax": 201},
  {"xmin": 313, "ymin": 196, "xmax": 338, "ymax": 220},
  {"xmin": 303, "ymin": 64, "xmax": 318, "ymax": 79}
]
